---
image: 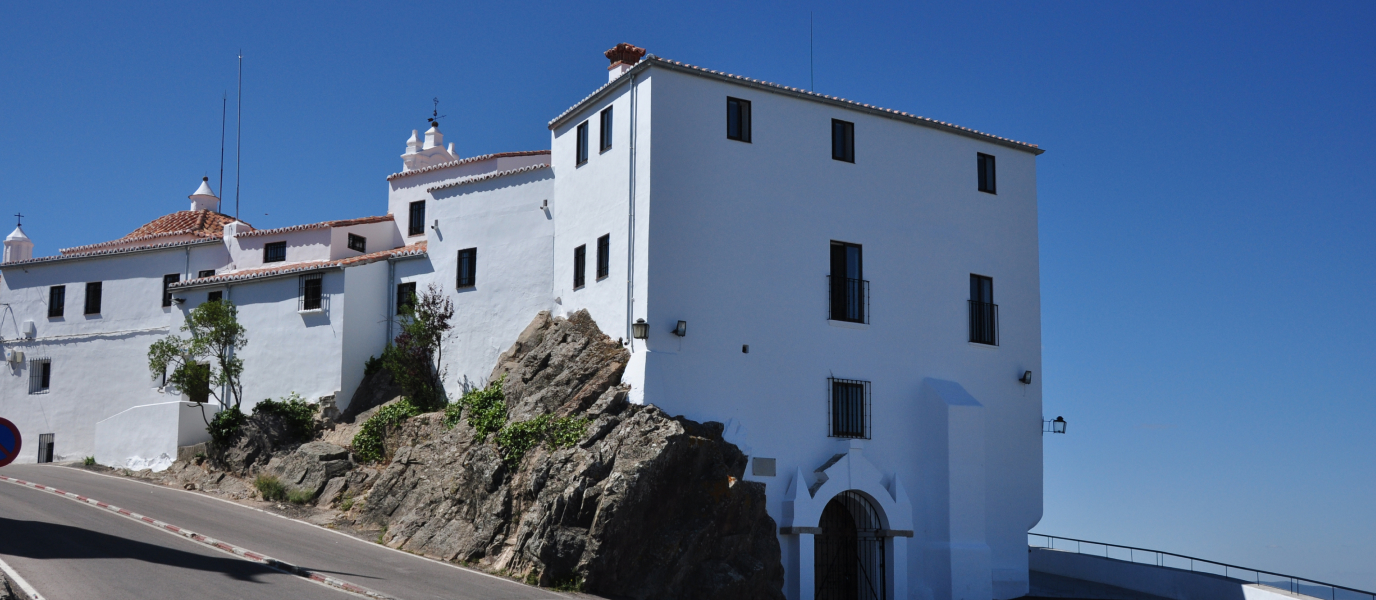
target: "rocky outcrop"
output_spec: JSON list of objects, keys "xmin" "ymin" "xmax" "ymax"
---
[
  {"xmin": 340, "ymin": 366, "xmax": 401, "ymax": 424},
  {"xmin": 267, "ymin": 442, "xmax": 352, "ymax": 500},
  {"xmin": 212, "ymin": 407, "xmax": 300, "ymax": 474},
  {"xmin": 356, "ymin": 310, "xmax": 784, "ymax": 600}
]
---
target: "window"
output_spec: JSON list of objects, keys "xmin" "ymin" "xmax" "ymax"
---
[
  {"xmin": 198, "ymin": 269, "xmax": 216, "ymax": 278},
  {"xmin": 29, "ymin": 358, "xmax": 51, "ymax": 394},
  {"xmin": 573, "ymin": 245, "xmax": 587, "ymax": 289},
  {"xmin": 596, "ymin": 234, "xmax": 610, "ymax": 280},
  {"xmin": 978, "ymin": 153, "xmax": 996, "ymax": 194},
  {"xmin": 348, "ymin": 233, "xmax": 367, "ymax": 253},
  {"xmin": 299, "ymin": 273, "xmax": 324, "ymax": 311},
  {"xmin": 207, "ymin": 290, "xmax": 223, "ymax": 303},
  {"xmin": 575, "ymin": 121, "xmax": 589, "ymax": 166},
  {"xmin": 396, "ymin": 282, "xmax": 417, "ymax": 315},
  {"xmin": 832, "ymin": 119, "xmax": 855, "ymax": 162},
  {"xmin": 184, "ymin": 363, "xmax": 211, "ymax": 404},
  {"xmin": 264, "ymin": 241, "xmax": 287, "ymax": 263},
  {"xmin": 457, "ymin": 248, "xmax": 477, "ymax": 288},
  {"xmin": 727, "ymin": 97, "xmax": 752, "ymax": 142},
  {"xmin": 828, "ymin": 377, "xmax": 870, "ymax": 439},
  {"xmin": 408, "ymin": 201, "xmax": 426, "ymax": 236},
  {"xmin": 969, "ymin": 274, "xmax": 998, "ymax": 345},
  {"xmin": 84, "ymin": 282, "xmax": 101, "ymax": 315},
  {"xmin": 162, "ymin": 274, "xmax": 179, "ymax": 307},
  {"xmin": 599, "ymin": 107, "xmax": 613, "ymax": 152},
  {"xmin": 47, "ymin": 285, "xmax": 65, "ymax": 318},
  {"xmin": 828, "ymin": 241, "xmax": 867, "ymax": 323}
]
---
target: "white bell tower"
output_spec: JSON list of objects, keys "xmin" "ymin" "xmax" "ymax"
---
[
  {"xmin": 189, "ymin": 177, "xmax": 219, "ymax": 212},
  {"xmin": 4, "ymin": 222, "xmax": 34, "ymax": 263}
]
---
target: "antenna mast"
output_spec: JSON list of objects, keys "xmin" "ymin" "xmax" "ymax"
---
[
  {"xmin": 219, "ymin": 91, "xmax": 226, "ymax": 212},
  {"xmin": 810, "ymin": 12, "xmax": 815, "ymax": 92},
  {"xmin": 234, "ymin": 51, "xmax": 243, "ymax": 220}
]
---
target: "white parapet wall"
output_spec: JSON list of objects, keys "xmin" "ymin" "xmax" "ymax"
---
[
  {"xmin": 1030, "ymin": 547, "xmax": 1327, "ymax": 600},
  {"xmin": 94, "ymin": 401, "xmax": 219, "ymax": 471}
]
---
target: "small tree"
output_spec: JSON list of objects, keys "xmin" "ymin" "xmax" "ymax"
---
[
  {"xmin": 383, "ymin": 284, "xmax": 453, "ymax": 411},
  {"xmin": 148, "ymin": 300, "xmax": 248, "ymax": 434}
]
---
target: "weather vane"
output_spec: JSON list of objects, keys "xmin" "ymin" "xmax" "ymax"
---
[{"xmin": 428, "ymin": 97, "xmax": 446, "ymax": 128}]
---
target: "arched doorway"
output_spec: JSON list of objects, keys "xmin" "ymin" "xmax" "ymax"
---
[{"xmin": 815, "ymin": 490, "xmax": 886, "ymax": 600}]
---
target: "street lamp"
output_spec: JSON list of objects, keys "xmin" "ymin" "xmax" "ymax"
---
[
  {"xmin": 631, "ymin": 318, "xmax": 649, "ymax": 340},
  {"xmin": 1043, "ymin": 416, "xmax": 1067, "ymax": 434}
]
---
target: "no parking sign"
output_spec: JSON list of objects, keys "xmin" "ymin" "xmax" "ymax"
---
[{"xmin": 0, "ymin": 418, "xmax": 20, "ymax": 467}]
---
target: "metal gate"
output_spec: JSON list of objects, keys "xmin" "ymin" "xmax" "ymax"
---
[
  {"xmin": 36, "ymin": 433, "xmax": 54, "ymax": 463},
  {"xmin": 815, "ymin": 490, "xmax": 885, "ymax": 600}
]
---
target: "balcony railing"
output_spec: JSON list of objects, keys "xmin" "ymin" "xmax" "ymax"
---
[
  {"xmin": 969, "ymin": 300, "xmax": 998, "ymax": 345},
  {"xmin": 828, "ymin": 276, "xmax": 869, "ymax": 324}
]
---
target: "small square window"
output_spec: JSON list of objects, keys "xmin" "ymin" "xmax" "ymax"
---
[
  {"xmin": 832, "ymin": 119, "xmax": 854, "ymax": 163},
  {"xmin": 198, "ymin": 269, "xmax": 216, "ymax": 279},
  {"xmin": 977, "ymin": 153, "xmax": 996, "ymax": 194},
  {"xmin": 457, "ymin": 248, "xmax": 477, "ymax": 288},
  {"xmin": 573, "ymin": 244, "xmax": 586, "ymax": 289},
  {"xmin": 576, "ymin": 122, "xmax": 590, "ymax": 166},
  {"xmin": 727, "ymin": 97, "xmax": 752, "ymax": 142},
  {"xmin": 396, "ymin": 282, "xmax": 417, "ymax": 315},
  {"xmin": 162, "ymin": 274, "xmax": 180, "ymax": 307},
  {"xmin": 828, "ymin": 377, "xmax": 870, "ymax": 439},
  {"xmin": 599, "ymin": 107, "xmax": 613, "ymax": 152},
  {"xmin": 348, "ymin": 233, "xmax": 367, "ymax": 253},
  {"xmin": 596, "ymin": 234, "xmax": 610, "ymax": 280},
  {"xmin": 263, "ymin": 242, "xmax": 287, "ymax": 263},
  {"xmin": 29, "ymin": 358, "xmax": 51, "ymax": 394},
  {"xmin": 207, "ymin": 290, "xmax": 223, "ymax": 303},
  {"xmin": 408, "ymin": 201, "xmax": 426, "ymax": 236},
  {"xmin": 84, "ymin": 282, "xmax": 102, "ymax": 315},
  {"xmin": 48, "ymin": 285, "xmax": 65, "ymax": 318}
]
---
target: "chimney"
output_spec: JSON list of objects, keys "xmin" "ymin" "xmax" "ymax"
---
[
  {"xmin": 423, "ymin": 124, "xmax": 443, "ymax": 150},
  {"xmin": 605, "ymin": 43, "xmax": 646, "ymax": 82}
]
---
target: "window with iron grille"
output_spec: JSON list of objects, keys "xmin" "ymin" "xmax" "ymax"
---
[
  {"xmin": 828, "ymin": 377, "xmax": 870, "ymax": 439},
  {"xmin": 84, "ymin": 282, "xmax": 102, "ymax": 315},
  {"xmin": 828, "ymin": 241, "xmax": 867, "ymax": 323},
  {"xmin": 596, "ymin": 234, "xmax": 610, "ymax": 279},
  {"xmin": 299, "ymin": 273, "xmax": 325, "ymax": 311},
  {"xmin": 207, "ymin": 290, "xmax": 223, "ymax": 303},
  {"xmin": 576, "ymin": 121, "xmax": 589, "ymax": 166},
  {"xmin": 162, "ymin": 274, "xmax": 180, "ymax": 307},
  {"xmin": 969, "ymin": 274, "xmax": 998, "ymax": 345},
  {"xmin": 29, "ymin": 358, "xmax": 51, "ymax": 394},
  {"xmin": 263, "ymin": 242, "xmax": 287, "ymax": 263},
  {"xmin": 408, "ymin": 201, "xmax": 426, "ymax": 236},
  {"xmin": 396, "ymin": 282, "xmax": 416, "ymax": 315},
  {"xmin": 573, "ymin": 245, "xmax": 586, "ymax": 289},
  {"xmin": 199, "ymin": 269, "xmax": 216, "ymax": 279},
  {"xmin": 348, "ymin": 233, "xmax": 367, "ymax": 253},
  {"xmin": 977, "ymin": 153, "xmax": 996, "ymax": 194},
  {"xmin": 832, "ymin": 119, "xmax": 854, "ymax": 163},
  {"xmin": 599, "ymin": 107, "xmax": 613, "ymax": 152},
  {"xmin": 456, "ymin": 248, "xmax": 477, "ymax": 288},
  {"xmin": 727, "ymin": 97, "xmax": 752, "ymax": 142},
  {"xmin": 48, "ymin": 285, "xmax": 65, "ymax": 318}
]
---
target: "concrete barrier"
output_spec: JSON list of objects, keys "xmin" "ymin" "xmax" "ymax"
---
[{"xmin": 93, "ymin": 401, "xmax": 218, "ymax": 471}]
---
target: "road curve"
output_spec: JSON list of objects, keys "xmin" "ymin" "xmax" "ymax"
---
[{"xmin": 0, "ymin": 464, "xmax": 567, "ymax": 600}]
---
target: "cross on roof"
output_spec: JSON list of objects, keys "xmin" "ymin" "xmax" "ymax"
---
[{"xmin": 14, "ymin": 213, "xmax": 22, "ymax": 227}]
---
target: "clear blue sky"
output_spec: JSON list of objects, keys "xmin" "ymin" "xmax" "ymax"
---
[{"xmin": 2, "ymin": 0, "xmax": 1372, "ymax": 590}]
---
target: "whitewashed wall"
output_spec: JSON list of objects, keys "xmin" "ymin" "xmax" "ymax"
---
[
  {"xmin": 386, "ymin": 151, "xmax": 551, "ymax": 246},
  {"xmin": 228, "ymin": 228, "xmax": 333, "ymax": 270},
  {"xmin": 339, "ymin": 260, "xmax": 389, "ymax": 410}
]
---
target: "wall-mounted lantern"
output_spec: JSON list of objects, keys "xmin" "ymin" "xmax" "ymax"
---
[
  {"xmin": 1043, "ymin": 416, "xmax": 1067, "ymax": 434},
  {"xmin": 1020, "ymin": 370, "xmax": 1033, "ymax": 385},
  {"xmin": 631, "ymin": 318, "xmax": 649, "ymax": 340},
  {"xmin": 672, "ymin": 320, "xmax": 687, "ymax": 337}
]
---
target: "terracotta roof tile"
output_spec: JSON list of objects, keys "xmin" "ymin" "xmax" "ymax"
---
[
  {"xmin": 234, "ymin": 215, "xmax": 393, "ymax": 239},
  {"xmin": 387, "ymin": 150, "xmax": 552, "ymax": 182},
  {"xmin": 60, "ymin": 211, "xmax": 250, "ymax": 254},
  {"xmin": 3, "ymin": 238, "xmax": 223, "ymax": 268},
  {"xmin": 170, "ymin": 242, "xmax": 427, "ymax": 288},
  {"xmin": 427, "ymin": 164, "xmax": 552, "ymax": 193},
  {"xmin": 549, "ymin": 55, "xmax": 1044, "ymax": 155}
]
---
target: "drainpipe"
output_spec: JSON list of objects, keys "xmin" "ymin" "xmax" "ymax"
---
[
  {"xmin": 625, "ymin": 72, "xmax": 638, "ymax": 350},
  {"xmin": 386, "ymin": 259, "xmax": 395, "ymax": 344}
]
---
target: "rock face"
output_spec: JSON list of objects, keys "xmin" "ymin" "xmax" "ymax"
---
[
  {"xmin": 212, "ymin": 408, "xmax": 300, "ymax": 474},
  {"xmin": 268, "ymin": 441, "xmax": 352, "ymax": 499},
  {"xmin": 359, "ymin": 310, "xmax": 784, "ymax": 600}
]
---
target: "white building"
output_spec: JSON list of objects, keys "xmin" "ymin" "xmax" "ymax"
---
[{"xmin": 1, "ymin": 43, "xmax": 1046, "ymax": 600}]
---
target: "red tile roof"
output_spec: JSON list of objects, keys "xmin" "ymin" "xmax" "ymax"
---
[
  {"xmin": 2, "ymin": 238, "xmax": 223, "ymax": 268},
  {"xmin": 386, "ymin": 150, "xmax": 552, "ymax": 182},
  {"xmin": 427, "ymin": 164, "xmax": 552, "ymax": 193},
  {"xmin": 170, "ymin": 242, "xmax": 427, "ymax": 288},
  {"xmin": 234, "ymin": 215, "xmax": 393, "ymax": 239},
  {"xmin": 60, "ymin": 210, "xmax": 250, "ymax": 255},
  {"xmin": 549, "ymin": 55, "xmax": 1044, "ymax": 155}
]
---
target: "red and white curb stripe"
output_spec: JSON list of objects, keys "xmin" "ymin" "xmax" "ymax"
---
[{"xmin": 0, "ymin": 474, "xmax": 398, "ymax": 600}]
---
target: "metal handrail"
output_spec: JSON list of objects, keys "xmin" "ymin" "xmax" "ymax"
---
[{"xmin": 1030, "ymin": 533, "xmax": 1375, "ymax": 600}]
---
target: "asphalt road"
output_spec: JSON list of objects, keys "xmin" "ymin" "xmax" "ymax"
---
[
  {"xmin": 0, "ymin": 464, "xmax": 567, "ymax": 600},
  {"xmin": 0, "ymin": 474, "xmax": 345, "ymax": 600}
]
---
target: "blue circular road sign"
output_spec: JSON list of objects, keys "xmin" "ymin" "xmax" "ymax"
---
[{"xmin": 0, "ymin": 418, "xmax": 21, "ymax": 468}]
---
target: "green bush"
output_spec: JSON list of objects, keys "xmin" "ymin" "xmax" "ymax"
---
[
  {"xmin": 456, "ymin": 377, "xmax": 507, "ymax": 438},
  {"xmin": 287, "ymin": 489, "xmax": 316, "ymax": 504},
  {"xmin": 254, "ymin": 474, "xmax": 287, "ymax": 501},
  {"xmin": 208, "ymin": 406, "xmax": 246, "ymax": 446},
  {"xmin": 495, "ymin": 414, "xmax": 592, "ymax": 468},
  {"xmin": 363, "ymin": 354, "xmax": 383, "ymax": 377},
  {"xmin": 83, "ymin": 456, "xmax": 96, "ymax": 466},
  {"xmin": 253, "ymin": 392, "xmax": 317, "ymax": 440},
  {"xmin": 352, "ymin": 400, "xmax": 423, "ymax": 463}
]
